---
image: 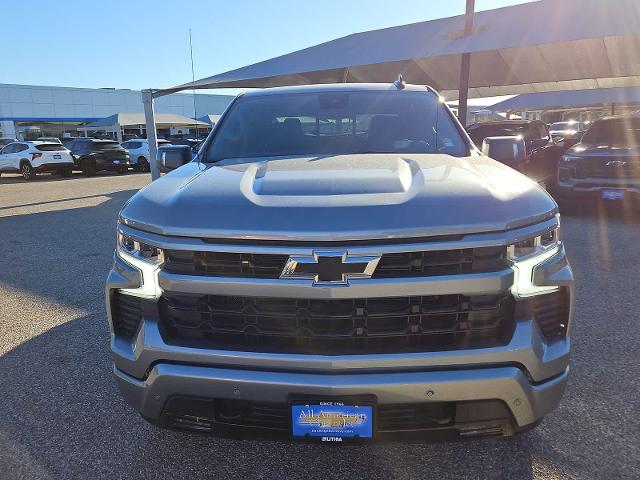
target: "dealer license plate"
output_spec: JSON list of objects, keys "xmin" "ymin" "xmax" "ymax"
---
[
  {"xmin": 601, "ymin": 189, "xmax": 625, "ymax": 200},
  {"xmin": 291, "ymin": 402, "xmax": 373, "ymax": 441},
  {"xmin": 53, "ymin": 154, "xmax": 61, "ymax": 159}
]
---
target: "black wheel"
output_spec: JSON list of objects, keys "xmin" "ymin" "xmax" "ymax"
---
[
  {"xmin": 137, "ymin": 156, "xmax": 150, "ymax": 173},
  {"xmin": 60, "ymin": 168, "xmax": 73, "ymax": 177},
  {"xmin": 81, "ymin": 158, "xmax": 96, "ymax": 176},
  {"xmin": 117, "ymin": 166, "xmax": 128, "ymax": 174},
  {"xmin": 21, "ymin": 162, "xmax": 36, "ymax": 181}
]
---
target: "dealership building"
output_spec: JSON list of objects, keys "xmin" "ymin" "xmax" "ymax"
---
[{"xmin": 0, "ymin": 83, "xmax": 234, "ymax": 140}]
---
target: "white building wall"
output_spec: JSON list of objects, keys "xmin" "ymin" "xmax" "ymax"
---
[{"xmin": 0, "ymin": 83, "xmax": 233, "ymax": 121}]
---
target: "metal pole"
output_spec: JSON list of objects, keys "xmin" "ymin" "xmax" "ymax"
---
[
  {"xmin": 189, "ymin": 28, "xmax": 199, "ymax": 139},
  {"xmin": 143, "ymin": 89, "xmax": 161, "ymax": 180},
  {"xmin": 457, "ymin": 0, "xmax": 475, "ymax": 126}
]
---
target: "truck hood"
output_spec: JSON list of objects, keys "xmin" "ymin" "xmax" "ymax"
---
[{"xmin": 121, "ymin": 154, "xmax": 557, "ymax": 241}]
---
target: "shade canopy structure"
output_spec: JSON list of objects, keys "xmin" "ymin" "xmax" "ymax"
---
[
  {"xmin": 159, "ymin": 0, "xmax": 640, "ymax": 100},
  {"xmin": 145, "ymin": 0, "xmax": 640, "ymax": 179},
  {"xmin": 489, "ymin": 86, "xmax": 640, "ymax": 113},
  {"xmin": 197, "ymin": 114, "xmax": 221, "ymax": 126},
  {"xmin": 84, "ymin": 113, "xmax": 208, "ymax": 130}
]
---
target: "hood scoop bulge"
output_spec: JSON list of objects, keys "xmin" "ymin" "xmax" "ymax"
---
[{"xmin": 240, "ymin": 156, "xmax": 423, "ymax": 207}]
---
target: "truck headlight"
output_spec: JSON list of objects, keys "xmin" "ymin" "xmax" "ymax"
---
[
  {"xmin": 508, "ymin": 219, "xmax": 561, "ymax": 297},
  {"xmin": 117, "ymin": 231, "xmax": 164, "ymax": 265},
  {"xmin": 116, "ymin": 229, "xmax": 164, "ymax": 297}
]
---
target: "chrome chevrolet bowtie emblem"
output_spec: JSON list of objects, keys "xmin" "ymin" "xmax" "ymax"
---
[{"xmin": 280, "ymin": 251, "xmax": 380, "ymax": 285}]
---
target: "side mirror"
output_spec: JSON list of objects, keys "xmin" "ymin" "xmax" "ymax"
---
[
  {"xmin": 482, "ymin": 136, "xmax": 527, "ymax": 169},
  {"xmin": 157, "ymin": 145, "xmax": 192, "ymax": 173}
]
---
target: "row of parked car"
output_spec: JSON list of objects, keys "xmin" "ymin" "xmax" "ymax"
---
[
  {"xmin": 0, "ymin": 136, "xmax": 199, "ymax": 180},
  {"xmin": 467, "ymin": 114, "xmax": 640, "ymax": 206},
  {"xmin": 2, "ymin": 114, "xmax": 638, "ymax": 207}
]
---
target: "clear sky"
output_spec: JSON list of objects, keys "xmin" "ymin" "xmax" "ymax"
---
[{"xmin": 0, "ymin": 0, "xmax": 534, "ymax": 94}]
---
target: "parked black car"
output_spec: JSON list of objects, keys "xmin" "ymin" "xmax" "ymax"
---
[
  {"xmin": 467, "ymin": 120, "xmax": 562, "ymax": 185},
  {"xmin": 556, "ymin": 115, "xmax": 640, "ymax": 205},
  {"xmin": 67, "ymin": 138, "xmax": 130, "ymax": 175}
]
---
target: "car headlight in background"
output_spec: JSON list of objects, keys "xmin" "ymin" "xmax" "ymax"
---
[
  {"xmin": 508, "ymin": 217, "xmax": 561, "ymax": 297},
  {"xmin": 560, "ymin": 154, "xmax": 579, "ymax": 164},
  {"xmin": 116, "ymin": 229, "xmax": 164, "ymax": 297}
]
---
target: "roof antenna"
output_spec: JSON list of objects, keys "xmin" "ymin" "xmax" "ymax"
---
[{"xmin": 393, "ymin": 74, "xmax": 406, "ymax": 90}]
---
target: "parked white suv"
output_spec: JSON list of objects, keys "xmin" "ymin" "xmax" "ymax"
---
[
  {"xmin": 0, "ymin": 141, "xmax": 74, "ymax": 180},
  {"xmin": 121, "ymin": 139, "xmax": 170, "ymax": 172}
]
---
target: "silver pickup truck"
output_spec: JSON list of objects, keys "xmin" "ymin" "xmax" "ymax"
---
[{"xmin": 106, "ymin": 83, "xmax": 574, "ymax": 442}]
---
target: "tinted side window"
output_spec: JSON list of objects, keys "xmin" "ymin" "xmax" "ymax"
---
[
  {"xmin": 17, "ymin": 144, "xmax": 29, "ymax": 152},
  {"xmin": 130, "ymin": 141, "xmax": 143, "ymax": 149},
  {"xmin": 0, "ymin": 145, "xmax": 13, "ymax": 154}
]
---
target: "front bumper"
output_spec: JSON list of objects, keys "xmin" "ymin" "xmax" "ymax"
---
[
  {"xmin": 556, "ymin": 174, "xmax": 640, "ymax": 202},
  {"xmin": 100, "ymin": 160, "xmax": 131, "ymax": 170},
  {"xmin": 106, "ymin": 224, "xmax": 574, "ymax": 439},
  {"xmin": 114, "ymin": 363, "xmax": 568, "ymax": 439}
]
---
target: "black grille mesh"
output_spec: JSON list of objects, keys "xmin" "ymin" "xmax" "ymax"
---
[
  {"xmin": 159, "ymin": 292, "xmax": 514, "ymax": 355},
  {"xmin": 533, "ymin": 288, "xmax": 570, "ymax": 339},
  {"xmin": 162, "ymin": 396, "xmax": 512, "ymax": 436},
  {"xmin": 163, "ymin": 247, "xmax": 507, "ymax": 279},
  {"xmin": 111, "ymin": 292, "xmax": 142, "ymax": 338}
]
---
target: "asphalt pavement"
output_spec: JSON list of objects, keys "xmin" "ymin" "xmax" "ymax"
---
[{"xmin": 0, "ymin": 171, "xmax": 639, "ymax": 479}]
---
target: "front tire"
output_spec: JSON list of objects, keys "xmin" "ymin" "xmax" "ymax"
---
[
  {"xmin": 60, "ymin": 168, "xmax": 73, "ymax": 177},
  {"xmin": 21, "ymin": 162, "xmax": 36, "ymax": 181},
  {"xmin": 117, "ymin": 166, "xmax": 128, "ymax": 174}
]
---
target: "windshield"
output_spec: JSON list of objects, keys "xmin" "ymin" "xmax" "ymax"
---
[
  {"xmin": 580, "ymin": 118, "xmax": 640, "ymax": 146},
  {"xmin": 204, "ymin": 91, "xmax": 467, "ymax": 161}
]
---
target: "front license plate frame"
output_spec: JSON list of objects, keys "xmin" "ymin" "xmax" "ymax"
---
[
  {"xmin": 601, "ymin": 189, "xmax": 625, "ymax": 200},
  {"xmin": 289, "ymin": 395, "xmax": 376, "ymax": 442}
]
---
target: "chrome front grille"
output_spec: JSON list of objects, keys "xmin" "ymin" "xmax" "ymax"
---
[
  {"xmin": 576, "ymin": 158, "xmax": 640, "ymax": 179},
  {"xmin": 152, "ymin": 234, "xmax": 525, "ymax": 355}
]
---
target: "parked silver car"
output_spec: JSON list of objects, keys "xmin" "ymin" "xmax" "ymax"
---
[{"xmin": 106, "ymin": 83, "xmax": 574, "ymax": 442}]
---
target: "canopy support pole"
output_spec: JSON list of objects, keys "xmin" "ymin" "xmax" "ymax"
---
[
  {"xmin": 143, "ymin": 89, "xmax": 161, "ymax": 180},
  {"xmin": 457, "ymin": 0, "xmax": 475, "ymax": 126}
]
